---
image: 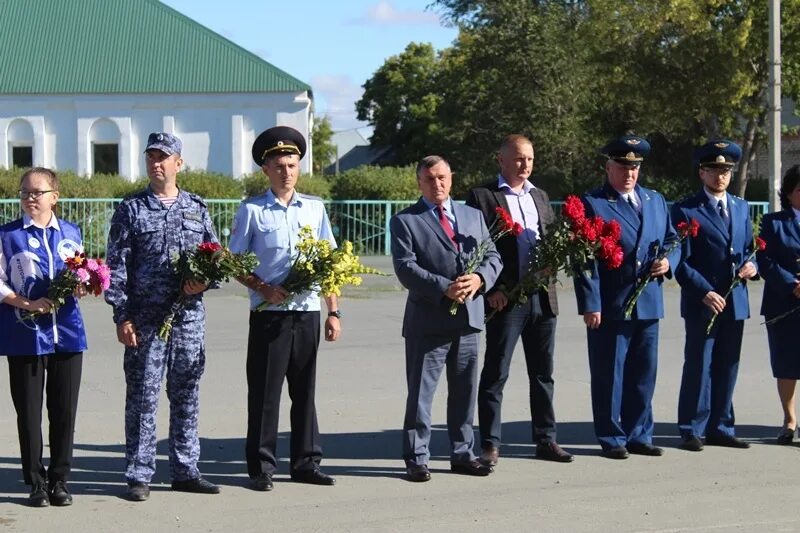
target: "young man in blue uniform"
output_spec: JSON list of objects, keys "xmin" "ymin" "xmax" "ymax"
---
[
  {"xmin": 575, "ymin": 135, "xmax": 679, "ymax": 459},
  {"xmin": 105, "ymin": 133, "xmax": 220, "ymax": 501},
  {"xmin": 671, "ymin": 140, "xmax": 756, "ymax": 452},
  {"xmin": 230, "ymin": 126, "xmax": 341, "ymax": 492}
]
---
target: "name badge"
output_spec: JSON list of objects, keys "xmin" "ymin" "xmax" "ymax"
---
[{"xmin": 184, "ymin": 212, "xmax": 202, "ymax": 222}]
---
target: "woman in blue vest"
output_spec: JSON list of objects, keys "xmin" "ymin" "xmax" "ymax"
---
[
  {"xmin": 758, "ymin": 164, "xmax": 800, "ymax": 446},
  {"xmin": 0, "ymin": 167, "xmax": 87, "ymax": 507}
]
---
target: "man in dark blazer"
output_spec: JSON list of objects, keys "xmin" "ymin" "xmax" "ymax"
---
[
  {"xmin": 671, "ymin": 140, "xmax": 756, "ymax": 452},
  {"xmin": 391, "ymin": 155, "xmax": 502, "ymax": 482},
  {"xmin": 466, "ymin": 134, "xmax": 572, "ymax": 465},
  {"xmin": 574, "ymin": 135, "xmax": 680, "ymax": 459}
]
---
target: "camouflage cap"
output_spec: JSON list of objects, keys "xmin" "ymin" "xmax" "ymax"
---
[{"xmin": 144, "ymin": 132, "xmax": 182, "ymax": 156}]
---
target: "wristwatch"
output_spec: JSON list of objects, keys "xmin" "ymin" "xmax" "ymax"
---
[{"xmin": 328, "ymin": 310, "xmax": 342, "ymax": 319}]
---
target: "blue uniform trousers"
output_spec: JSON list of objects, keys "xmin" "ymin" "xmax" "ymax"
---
[
  {"xmin": 478, "ymin": 295, "xmax": 557, "ymax": 449},
  {"xmin": 587, "ymin": 319, "xmax": 659, "ymax": 450},
  {"xmin": 678, "ymin": 315, "xmax": 743, "ymax": 439},
  {"xmin": 403, "ymin": 332, "xmax": 479, "ymax": 466},
  {"xmin": 123, "ymin": 321, "xmax": 205, "ymax": 483}
]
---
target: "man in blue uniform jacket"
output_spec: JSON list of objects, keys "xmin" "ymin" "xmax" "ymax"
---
[
  {"xmin": 671, "ymin": 141, "xmax": 756, "ymax": 451},
  {"xmin": 574, "ymin": 135, "xmax": 680, "ymax": 459}
]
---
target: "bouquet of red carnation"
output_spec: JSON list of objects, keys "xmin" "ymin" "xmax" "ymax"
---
[
  {"xmin": 159, "ymin": 242, "xmax": 259, "ymax": 341},
  {"xmin": 623, "ymin": 218, "xmax": 699, "ymax": 319},
  {"xmin": 21, "ymin": 251, "xmax": 111, "ymax": 320},
  {"xmin": 706, "ymin": 230, "xmax": 766, "ymax": 334},
  {"xmin": 450, "ymin": 206, "xmax": 522, "ymax": 315},
  {"xmin": 489, "ymin": 195, "xmax": 623, "ymax": 321}
]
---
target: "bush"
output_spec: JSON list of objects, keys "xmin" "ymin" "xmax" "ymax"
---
[{"xmin": 330, "ymin": 165, "xmax": 419, "ymax": 200}]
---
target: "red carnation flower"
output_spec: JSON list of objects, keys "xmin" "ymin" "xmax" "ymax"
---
[
  {"xmin": 756, "ymin": 236, "xmax": 766, "ymax": 251},
  {"xmin": 512, "ymin": 222, "xmax": 524, "ymax": 237},
  {"xmin": 198, "ymin": 242, "xmax": 222, "ymax": 254},
  {"xmin": 601, "ymin": 219, "xmax": 621, "ymax": 241},
  {"xmin": 562, "ymin": 195, "xmax": 585, "ymax": 224}
]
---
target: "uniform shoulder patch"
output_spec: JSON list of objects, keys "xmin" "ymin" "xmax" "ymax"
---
[
  {"xmin": 187, "ymin": 192, "xmax": 208, "ymax": 207},
  {"xmin": 297, "ymin": 192, "xmax": 323, "ymax": 202}
]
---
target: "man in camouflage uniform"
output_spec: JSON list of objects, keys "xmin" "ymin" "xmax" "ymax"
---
[{"xmin": 105, "ymin": 132, "xmax": 220, "ymax": 501}]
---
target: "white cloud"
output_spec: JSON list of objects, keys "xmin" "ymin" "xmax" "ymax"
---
[
  {"xmin": 348, "ymin": 0, "xmax": 441, "ymax": 25},
  {"xmin": 311, "ymin": 74, "xmax": 369, "ymax": 131}
]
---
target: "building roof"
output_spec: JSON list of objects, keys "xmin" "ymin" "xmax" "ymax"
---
[
  {"xmin": 0, "ymin": 0, "xmax": 310, "ymax": 94},
  {"xmin": 325, "ymin": 144, "xmax": 395, "ymax": 174}
]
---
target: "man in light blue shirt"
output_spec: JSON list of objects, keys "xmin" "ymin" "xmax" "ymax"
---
[{"xmin": 229, "ymin": 126, "xmax": 340, "ymax": 492}]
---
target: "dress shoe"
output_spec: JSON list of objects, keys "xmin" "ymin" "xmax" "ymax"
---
[
  {"xmin": 28, "ymin": 482, "xmax": 49, "ymax": 507},
  {"xmin": 172, "ymin": 477, "xmax": 220, "ymax": 494},
  {"xmin": 627, "ymin": 442, "xmax": 664, "ymax": 456},
  {"xmin": 601, "ymin": 446, "xmax": 629, "ymax": 459},
  {"xmin": 680, "ymin": 436, "xmax": 704, "ymax": 452},
  {"xmin": 536, "ymin": 441, "xmax": 574, "ymax": 463},
  {"xmin": 450, "ymin": 459, "xmax": 493, "ymax": 476},
  {"xmin": 48, "ymin": 480, "xmax": 73, "ymax": 506},
  {"xmin": 705, "ymin": 434, "xmax": 750, "ymax": 449},
  {"xmin": 776, "ymin": 427, "xmax": 795, "ymax": 445},
  {"xmin": 251, "ymin": 473, "xmax": 273, "ymax": 492},
  {"xmin": 405, "ymin": 464, "xmax": 431, "ymax": 482},
  {"xmin": 291, "ymin": 469, "xmax": 336, "ymax": 486},
  {"xmin": 480, "ymin": 446, "xmax": 499, "ymax": 467},
  {"xmin": 127, "ymin": 482, "xmax": 150, "ymax": 502}
]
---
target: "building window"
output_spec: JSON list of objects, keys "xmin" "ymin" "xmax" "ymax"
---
[
  {"xmin": 93, "ymin": 144, "xmax": 119, "ymax": 175},
  {"xmin": 11, "ymin": 146, "xmax": 33, "ymax": 168}
]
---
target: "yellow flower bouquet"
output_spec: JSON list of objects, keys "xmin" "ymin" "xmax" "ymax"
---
[{"xmin": 256, "ymin": 225, "xmax": 387, "ymax": 309}]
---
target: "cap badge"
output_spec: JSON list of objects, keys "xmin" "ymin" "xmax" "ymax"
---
[
  {"xmin": 715, "ymin": 155, "xmax": 726, "ymax": 163},
  {"xmin": 157, "ymin": 134, "xmax": 163, "ymax": 141},
  {"xmin": 277, "ymin": 141, "xmax": 284, "ymax": 147},
  {"xmin": 625, "ymin": 152, "xmax": 637, "ymax": 160},
  {"xmin": 626, "ymin": 139, "xmax": 641, "ymax": 145}
]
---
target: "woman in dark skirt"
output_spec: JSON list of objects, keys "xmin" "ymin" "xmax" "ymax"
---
[{"xmin": 758, "ymin": 164, "xmax": 800, "ymax": 445}]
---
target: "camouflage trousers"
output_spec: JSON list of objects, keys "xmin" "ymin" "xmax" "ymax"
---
[{"xmin": 123, "ymin": 320, "xmax": 205, "ymax": 483}]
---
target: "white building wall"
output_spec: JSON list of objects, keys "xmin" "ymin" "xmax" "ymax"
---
[{"xmin": 0, "ymin": 91, "xmax": 312, "ymax": 179}]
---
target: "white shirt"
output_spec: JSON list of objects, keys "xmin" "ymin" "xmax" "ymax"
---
[
  {"xmin": 498, "ymin": 175, "xmax": 540, "ymax": 276},
  {"xmin": 704, "ymin": 188, "xmax": 728, "ymax": 211}
]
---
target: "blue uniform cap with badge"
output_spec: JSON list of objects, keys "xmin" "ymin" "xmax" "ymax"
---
[
  {"xmin": 252, "ymin": 126, "xmax": 307, "ymax": 166},
  {"xmin": 694, "ymin": 140, "xmax": 741, "ymax": 169},
  {"xmin": 601, "ymin": 135, "xmax": 651, "ymax": 167},
  {"xmin": 144, "ymin": 132, "xmax": 182, "ymax": 156}
]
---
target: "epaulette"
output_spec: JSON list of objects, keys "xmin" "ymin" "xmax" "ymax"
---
[
  {"xmin": 186, "ymin": 192, "xmax": 208, "ymax": 207},
  {"xmin": 297, "ymin": 192, "xmax": 323, "ymax": 202}
]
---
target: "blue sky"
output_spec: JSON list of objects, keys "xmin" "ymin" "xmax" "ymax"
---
[{"xmin": 162, "ymin": 0, "xmax": 459, "ymax": 133}]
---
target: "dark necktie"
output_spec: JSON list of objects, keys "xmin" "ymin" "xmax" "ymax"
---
[
  {"xmin": 437, "ymin": 204, "xmax": 457, "ymax": 247},
  {"xmin": 717, "ymin": 200, "xmax": 729, "ymax": 223},
  {"xmin": 627, "ymin": 195, "xmax": 641, "ymax": 218}
]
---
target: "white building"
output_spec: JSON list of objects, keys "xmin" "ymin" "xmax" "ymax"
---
[{"xmin": 0, "ymin": 0, "xmax": 313, "ymax": 179}]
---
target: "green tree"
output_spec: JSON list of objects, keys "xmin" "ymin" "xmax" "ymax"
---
[
  {"xmin": 311, "ymin": 115, "xmax": 337, "ymax": 175},
  {"xmin": 355, "ymin": 42, "xmax": 446, "ymax": 165}
]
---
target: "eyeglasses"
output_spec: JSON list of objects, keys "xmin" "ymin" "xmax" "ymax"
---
[{"xmin": 18, "ymin": 190, "xmax": 55, "ymax": 200}]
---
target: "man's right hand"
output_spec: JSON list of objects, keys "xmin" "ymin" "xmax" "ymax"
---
[
  {"xmin": 703, "ymin": 291, "xmax": 727, "ymax": 314},
  {"xmin": 256, "ymin": 283, "xmax": 290, "ymax": 305},
  {"xmin": 584, "ymin": 312, "xmax": 601, "ymax": 329},
  {"xmin": 117, "ymin": 320, "xmax": 138, "ymax": 347},
  {"xmin": 486, "ymin": 291, "xmax": 508, "ymax": 311}
]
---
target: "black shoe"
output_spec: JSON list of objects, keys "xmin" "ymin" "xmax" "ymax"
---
[
  {"xmin": 250, "ymin": 473, "xmax": 273, "ymax": 492},
  {"xmin": 291, "ymin": 469, "xmax": 336, "ymax": 486},
  {"xmin": 777, "ymin": 427, "xmax": 796, "ymax": 445},
  {"xmin": 705, "ymin": 434, "xmax": 750, "ymax": 449},
  {"xmin": 405, "ymin": 464, "xmax": 431, "ymax": 482},
  {"xmin": 171, "ymin": 477, "xmax": 220, "ymax": 494},
  {"xmin": 480, "ymin": 446, "xmax": 499, "ymax": 467},
  {"xmin": 601, "ymin": 446, "xmax": 629, "ymax": 459},
  {"xmin": 450, "ymin": 459, "xmax": 493, "ymax": 476},
  {"xmin": 127, "ymin": 482, "xmax": 150, "ymax": 502},
  {"xmin": 536, "ymin": 441, "xmax": 575, "ymax": 463},
  {"xmin": 627, "ymin": 442, "xmax": 664, "ymax": 456},
  {"xmin": 680, "ymin": 436, "xmax": 704, "ymax": 452},
  {"xmin": 48, "ymin": 480, "xmax": 72, "ymax": 506},
  {"xmin": 29, "ymin": 482, "xmax": 49, "ymax": 507}
]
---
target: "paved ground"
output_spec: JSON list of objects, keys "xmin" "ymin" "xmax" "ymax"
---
[{"xmin": 1, "ymin": 257, "xmax": 799, "ymax": 532}]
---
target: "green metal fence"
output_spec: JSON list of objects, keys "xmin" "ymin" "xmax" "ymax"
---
[{"xmin": 0, "ymin": 198, "xmax": 772, "ymax": 256}]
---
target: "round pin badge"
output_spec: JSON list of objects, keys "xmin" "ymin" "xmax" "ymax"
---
[{"xmin": 28, "ymin": 237, "xmax": 40, "ymax": 249}]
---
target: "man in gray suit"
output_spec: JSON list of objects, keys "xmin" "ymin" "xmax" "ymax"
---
[{"xmin": 391, "ymin": 155, "xmax": 503, "ymax": 482}]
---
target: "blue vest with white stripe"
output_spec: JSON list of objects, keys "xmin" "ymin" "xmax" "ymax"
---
[{"xmin": 0, "ymin": 217, "xmax": 88, "ymax": 356}]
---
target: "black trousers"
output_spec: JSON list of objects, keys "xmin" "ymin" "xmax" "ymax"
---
[
  {"xmin": 478, "ymin": 294, "xmax": 557, "ymax": 448},
  {"xmin": 7, "ymin": 352, "xmax": 83, "ymax": 486},
  {"xmin": 245, "ymin": 311, "xmax": 322, "ymax": 477}
]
